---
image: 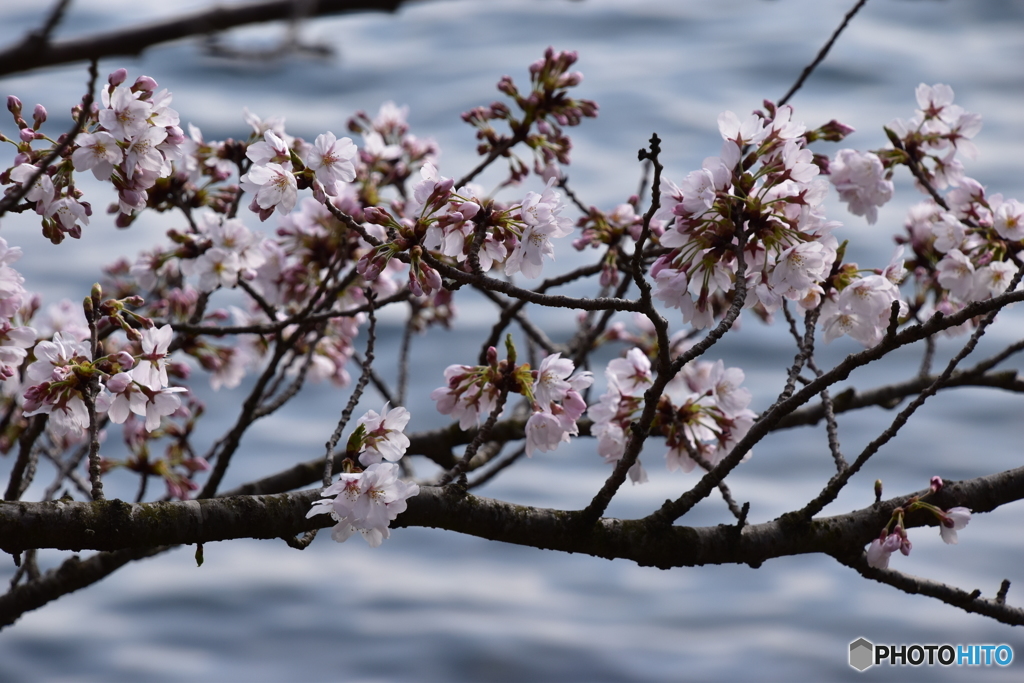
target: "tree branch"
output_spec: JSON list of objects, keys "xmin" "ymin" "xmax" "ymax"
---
[
  {"xmin": 0, "ymin": 466, "xmax": 1020, "ymax": 576},
  {"xmin": 833, "ymin": 552, "xmax": 1024, "ymax": 627},
  {"xmin": 0, "ymin": 0, "xmax": 409, "ymax": 77}
]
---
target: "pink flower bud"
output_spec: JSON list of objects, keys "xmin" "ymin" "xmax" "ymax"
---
[
  {"xmin": 311, "ymin": 180, "xmax": 327, "ymax": 204},
  {"xmin": 168, "ymin": 360, "xmax": 191, "ymax": 380},
  {"xmin": 363, "ymin": 206, "xmax": 390, "ymax": 225},
  {"xmin": 930, "ymin": 476, "xmax": 943, "ymax": 493},
  {"xmin": 19, "ymin": 128, "xmax": 36, "ymax": 143},
  {"xmin": 422, "ymin": 264, "xmax": 442, "ymax": 293},
  {"xmin": 458, "ymin": 201, "xmax": 480, "ymax": 220},
  {"xmin": 164, "ymin": 125, "xmax": 185, "ymax": 146},
  {"xmin": 7, "ymin": 96, "xmax": 22, "ymax": 115},
  {"xmin": 557, "ymin": 71, "xmax": 583, "ymax": 88},
  {"xmin": 105, "ymin": 372, "xmax": 132, "ymax": 393},
  {"xmin": 114, "ymin": 351, "xmax": 136, "ymax": 370},
  {"xmin": 817, "ymin": 119, "xmax": 856, "ymax": 142},
  {"xmin": 436, "ymin": 177, "xmax": 455, "ymax": 195},
  {"xmin": 578, "ymin": 100, "xmax": 598, "ymax": 118},
  {"xmin": 650, "ymin": 253, "xmax": 673, "ymax": 279},
  {"xmin": 133, "ymin": 76, "xmax": 158, "ymax": 92},
  {"xmin": 600, "ymin": 262, "xmax": 619, "ymax": 288},
  {"xmin": 356, "ymin": 254, "xmax": 381, "ymax": 281},
  {"xmin": 497, "ymin": 76, "xmax": 518, "ymax": 96},
  {"xmin": 407, "ymin": 270, "xmax": 423, "ymax": 297},
  {"xmin": 32, "ymin": 104, "xmax": 47, "ymax": 126},
  {"xmin": 182, "ymin": 456, "xmax": 210, "ymax": 474},
  {"xmin": 108, "ymin": 69, "xmax": 128, "ymax": 87}
]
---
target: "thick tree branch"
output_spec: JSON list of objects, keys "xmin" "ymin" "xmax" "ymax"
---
[
  {"xmin": 0, "ymin": 0, "xmax": 410, "ymax": 77},
  {"xmin": 3, "ymin": 467, "xmax": 1021, "ymax": 572}
]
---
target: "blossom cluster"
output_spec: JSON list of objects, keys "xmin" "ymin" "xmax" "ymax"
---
[
  {"xmin": 834, "ymin": 84, "xmax": 1019, "ymax": 331},
  {"xmin": 572, "ymin": 199, "xmax": 647, "ymax": 287},
  {"xmin": 588, "ymin": 347, "xmax": 754, "ymax": 484},
  {"xmin": 866, "ymin": 476, "xmax": 971, "ymax": 569},
  {"xmin": 307, "ymin": 404, "xmax": 418, "ymax": 547},
  {"xmin": 0, "ymin": 238, "xmax": 37, "ymax": 381},
  {"xmin": 461, "ymin": 47, "xmax": 598, "ymax": 182},
  {"xmin": 652, "ymin": 102, "xmax": 850, "ymax": 331},
  {"xmin": 351, "ymin": 403, "xmax": 412, "ymax": 466},
  {"xmin": 3, "ymin": 70, "xmax": 186, "ymax": 241},
  {"xmin": 358, "ymin": 159, "xmax": 577, "ymax": 295},
  {"xmin": 431, "ymin": 343, "xmax": 592, "ymax": 458},
  {"xmin": 524, "ymin": 353, "xmax": 593, "ymax": 457},
  {"xmin": 307, "ymin": 461, "xmax": 420, "ymax": 547},
  {"xmin": 21, "ymin": 323, "xmax": 185, "ymax": 437}
]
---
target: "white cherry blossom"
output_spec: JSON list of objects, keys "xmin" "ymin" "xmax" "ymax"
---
[
  {"xmin": 306, "ymin": 132, "xmax": 357, "ymax": 190},
  {"xmin": 829, "ymin": 149, "xmax": 893, "ymax": 224},
  {"xmin": 356, "ymin": 403, "xmax": 412, "ymax": 466}
]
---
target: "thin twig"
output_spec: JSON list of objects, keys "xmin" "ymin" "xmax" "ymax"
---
[
  {"xmin": 778, "ymin": 0, "xmax": 871, "ymax": 106},
  {"xmin": 438, "ymin": 385, "xmax": 511, "ymax": 486},
  {"xmin": 321, "ymin": 291, "xmax": 378, "ymax": 487}
]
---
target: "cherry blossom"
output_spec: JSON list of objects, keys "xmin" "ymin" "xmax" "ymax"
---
[
  {"xmin": 22, "ymin": 332, "xmax": 93, "ymax": 436},
  {"xmin": 606, "ymin": 347, "xmax": 652, "ymax": 396},
  {"xmin": 98, "ymin": 85, "xmax": 152, "ymax": 141},
  {"xmin": 135, "ymin": 385, "xmax": 187, "ymax": 431},
  {"xmin": 866, "ymin": 531, "xmax": 902, "ymax": 569},
  {"xmin": 355, "ymin": 403, "xmax": 412, "ymax": 466},
  {"xmin": 44, "ymin": 196, "xmax": 90, "ymax": 235},
  {"xmin": 306, "ymin": 132, "xmax": 357, "ymax": 191},
  {"xmin": 524, "ymin": 410, "xmax": 571, "ymax": 457},
  {"xmin": 992, "ymin": 198, "xmax": 1024, "ymax": 241},
  {"xmin": 939, "ymin": 507, "xmax": 971, "ymax": 544},
  {"xmin": 8, "ymin": 163, "xmax": 54, "ymax": 207},
  {"xmin": 505, "ymin": 180, "xmax": 573, "ymax": 278},
  {"xmin": 829, "ymin": 149, "xmax": 893, "ymax": 224},
  {"xmin": 935, "ymin": 249, "xmax": 976, "ymax": 302},
  {"xmin": 245, "ymin": 129, "xmax": 290, "ymax": 166},
  {"xmin": 533, "ymin": 353, "xmax": 577, "ymax": 405},
  {"xmin": 124, "ymin": 126, "xmax": 169, "ymax": 181},
  {"xmin": 134, "ymin": 325, "xmax": 174, "ymax": 389},
  {"xmin": 71, "ymin": 131, "xmax": 123, "ymax": 180},
  {"xmin": 182, "ymin": 247, "xmax": 242, "ymax": 292},
  {"xmin": 0, "ymin": 319, "xmax": 36, "ymax": 379},
  {"xmin": 240, "ymin": 162, "xmax": 298, "ymax": 219},
  {"xmin": 307, "ymin": 462, "xmax": 419, "ymax": 547},
  {"xmin": 98, "ymin": 372, "xmax": 144, "ymax": 424},
  {"xmin": 431, "ymin": 363, "xmax": 501, "ymax": 430}
]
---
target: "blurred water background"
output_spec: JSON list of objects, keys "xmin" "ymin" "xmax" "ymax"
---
[{"xmin": 1, "ymin": 0, "xmax": 1023, "ymax": 680}]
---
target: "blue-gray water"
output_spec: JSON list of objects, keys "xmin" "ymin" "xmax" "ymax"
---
[{"xmin": 2, "ymin": 0, "xmax": 1024, "ymax": 680}]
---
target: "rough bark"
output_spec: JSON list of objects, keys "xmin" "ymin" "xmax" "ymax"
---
[
  {"xmin": 2, "ymin": 466, "xmax": 1022, "ymax": 570},
  {"xmin": 0, "ymin": 0, "xmax": 409, "ymax": 77}
]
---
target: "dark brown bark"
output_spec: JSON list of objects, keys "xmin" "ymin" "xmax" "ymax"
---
[
  {"xmin": 0, "ymin": 0, "xmax": 409, "ymax": 77},
  {"xmin": 2, "ymin": 466, "xmax": 1022, "ymax": 570}
]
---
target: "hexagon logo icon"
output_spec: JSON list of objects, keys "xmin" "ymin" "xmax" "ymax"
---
[{"xmin": 849, "ymin": 637, "xmax": 874, "ymax": 671}]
